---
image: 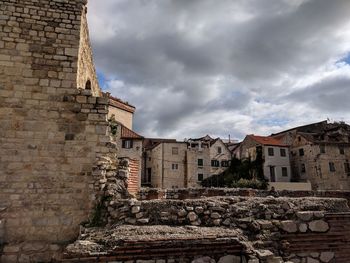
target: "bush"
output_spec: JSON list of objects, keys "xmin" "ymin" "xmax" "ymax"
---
[{"xmin": 230, "ymin": 178, "xmax": 268, "ymax": 190}]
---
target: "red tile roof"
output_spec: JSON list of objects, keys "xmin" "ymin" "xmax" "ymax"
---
[
  {"xmin": 104, "ymin": 92, "xmax": 136, "ymax": 113},
  {"xmin": 248, "ymin": 135, "xmax": 287, "ymax": 147},
  {"xmin": 121, "ymin": 125, "xmax": 143, "ymax": 140}
]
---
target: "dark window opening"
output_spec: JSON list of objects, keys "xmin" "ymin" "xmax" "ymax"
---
[
  {"xmin": 268, "ymin": 147, "xmax": 274, "ymax": 156},
  {"xmin": 198, "ymin": 173, "xmax": 204, "ymax": 181},
  {"xmin": 217, "ymin": 147, "xmax": 222, "ymax": 154},
  {"xmin": 320, "ymin": 145, "xmax": 325, "ymax": 154},
  {"xmin": 282, "ymin": 167, "xmax": 288, "ymax": 177},
  {"xmin": 329, "ymin": 162, "xmax": 336, "ymax": 172},
  {"xmin": 198, "ymin": 159, "xmax": 204, "ymax": 166},
  {"xmin": 85, "ymin": 79, "xmax": 91, "ymax": 90},
  {"xmin": 280, "ymin": 148, "xmax": 286, "ymax": 157},
  {"xmin": 339, "ymin": 146, "xmax": 345, "ymax": 155},
  {"xmin": 299, "ymin": 148, "xmax": 304, "ymax": 156},
  {"xmin": 211, "ymin": 160, "xmax": 220, "ymax": 167},
  {"xmin": 301, "ymin": 163, "xmax": 306, "ymax": 173}
]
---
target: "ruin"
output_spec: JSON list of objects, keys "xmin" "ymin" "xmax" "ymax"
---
[{"xmin": 1, "ymin": 1, "xmax": 350, "ymax": 263}]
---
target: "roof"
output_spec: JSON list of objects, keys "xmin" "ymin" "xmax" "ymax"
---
[
  {"xmin": 143, "ymin": 138, "xmax": 178, "ymax": 150},
  {"xmin": 104, "ymin": 92, "xmax": 136, "ymax": 114},
  {"xmin": 120, "ymin": 125, "xmax": 143, "ymax": 140},
  {"xmin": 188, "ymin": 135, "xmax": 214, "ymax": 142},
  {"xmin": 248, "ymin": 135, "xmax": 288, "ymax": 147},
  {"xmin": 271, "ymin": 120, "xmax": 327, "ymax": 136}
]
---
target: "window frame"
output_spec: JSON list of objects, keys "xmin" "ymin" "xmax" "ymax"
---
[
  {"xmin": 282, "ymin": 167, "xmax": 288, "ymax": 177},
  {"xmin": 329, "ymin": 162, "xmax": 336, "ymax": 172},
  {"xmin": 122, "ymin": 139, "xmax": 133, "ymax": 149},
  {"xmin": 198, "ymin": 173, "xmax": 204, "ymax": 181},
  {"xmin": 280, "ymin": 148, "xmax": 286, "ymax": 157},
  {"xmin": 198, "ymin": 159, "xmax": 204, "ymax": 167},
  {"xmin": 268, "ymin": 147, "xmax": 274, "ymax": 156}
]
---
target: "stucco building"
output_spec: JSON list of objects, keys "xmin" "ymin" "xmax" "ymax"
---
[{"xmin": 239, "ymin": 135, "xmax": 292, "ymax": 182}]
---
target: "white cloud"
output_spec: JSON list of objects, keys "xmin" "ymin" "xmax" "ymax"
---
[{"xmin": 88, "ymin": 0, "xmax": 350, "ymax": 140}]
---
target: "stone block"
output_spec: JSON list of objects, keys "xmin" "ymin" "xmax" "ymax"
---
[
  {"xmin": 280, "ymin": 220, "xmax": 298, "ymax": 233},
  {"xmin": 218, "ymin": 255, "xmax": 242, "ymax": 263},
  {"xmin": 308, "ymin": 220, "xmax": 329, "ymax": 232},
  {"xmin": 320, "ymin": 252, "xmax": 334, "ymax": 263}
]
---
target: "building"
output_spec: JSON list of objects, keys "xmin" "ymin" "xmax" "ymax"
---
[
  {"xmin": 107, "ymin": 95, "xmax": 143, "ymax": 193},
  {"xmin": 271, "ymin": 121, "xmax": 350, "ymax": 190},
  {"xmin": 187, "ymin": 135, "xmax": 232, "ymax": 177},
  {"xmin": 143, "ymin": 135, "xmax": 232, "ymax": 189},
  {"xmin": 106, "ymin": 93, "xmax": 135, "ymax": 130},
  {"xmin": 239, "ymin": 135, "xmax": 292, "ymax": 182}
]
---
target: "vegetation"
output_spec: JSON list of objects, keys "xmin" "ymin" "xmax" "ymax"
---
[
  {"xmin": 108, "ymin": 114, "xmax": 118, "ymax": 136},
  {"xmin": 201, "ymin": 147, "xmax": 268, "ymax": 189}
]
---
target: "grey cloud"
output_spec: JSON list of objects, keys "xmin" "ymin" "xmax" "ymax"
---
[
  {"xmin": 287, "ymin": 76, "xmax": 350, "ymax": 112},
  {"xmin": 88, "ymin": 0, "xmax": 350, "ymax": 139}
]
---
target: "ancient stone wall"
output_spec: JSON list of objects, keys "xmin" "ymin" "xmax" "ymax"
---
[
  {"xmin": 76, "ymin": 5, "xmax": 101, "ymax": 97},
  {"xmin": 66, "ymin": 196, "xmax": 350, "ymax": 262},
  {"xmin": 0, "ymin": 1, "xmax": 124, "ymax": 261},
  {"xmin": 138, "ymin": 188, "xmax": 350, "ymax": 205}
]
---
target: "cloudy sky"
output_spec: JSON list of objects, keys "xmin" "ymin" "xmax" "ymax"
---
[{"xmin": 87, "ymin": 0, "xmax": 350, "ymax": 141}]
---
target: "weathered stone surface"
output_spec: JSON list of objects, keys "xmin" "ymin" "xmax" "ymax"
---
[
  {"xmin": 308, "ymin": 220, "xmax": 329, "ymax": 232},
  {"xmin": 218, "ymin": 255, "xmax": 241, "ymax": 263},
  {"xmin": 192, "ymin": 257, "xmax": 215, "ymax": 263},
  {"xmin": 281, "ymin": 220, "xmax": 298, "ymax": 233},
  {"xmin": 319, "ymin": 252, "xmax": 334, "ymax": 263},
  {"xmin": 296, "ymin": 211, "xmax": 313, "ymax": 222},
  {"xmin": 307, "ymin": 257, "xmax": 319, "ymax": 263},
  {"xmin": 188, "ymin": 212, "xmax": 198, "ymax": 222},
  {"xmin": 299, "ymin": 223, "xmax": 308, "ymax": 233}
]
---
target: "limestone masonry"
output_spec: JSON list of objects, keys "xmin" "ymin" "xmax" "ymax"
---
[{"xmin": 2, "ymin": 1, "xmax": 350, "ymax": 263}]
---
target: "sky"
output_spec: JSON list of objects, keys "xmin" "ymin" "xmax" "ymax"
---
[{"xmin": 87, "ymin": 0, "xmax": 350, "ymax": 141}]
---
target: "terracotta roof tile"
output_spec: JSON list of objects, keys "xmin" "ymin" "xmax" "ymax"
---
[
  {"xmin": 121, "ymin": 125, "xmax": 143, "ymax": 140},
  {"xmin": 248, "ymin": 135, "xmax": 287, "ymax": 147}
]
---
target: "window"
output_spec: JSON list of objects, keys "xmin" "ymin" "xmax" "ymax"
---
[
  {"xmin": 122, "ymin": 140, "xmax": 133, "ymax": 149},
  {"xmin": 329, "ymin": 162, "xmax": 336, "ymax": 172},
  {"xmin": 339, "ymin": 146, "xmax": 345, "ymax": 155},
  {"xmin": 301, "ymin": 163, "xmax": 306, "ymax": 173},
  {"xmin": 268, "ymin": 147, "xmax": 274, "ymax": 156},
  {"xmin": 344, "ymin": 162, "xmax": 350, "ymax": 176},
  {"xmin": 85, "ymin": 80, "xmax": 91, "ymax": 90},
  {"xmin": 172, "ymin": 147, "xmax": 178, "ymax": 155},
  {"xmin": 299, "ymin": 148, "xmax": 304, "ymax": 156},
  {"xmin": 320, "ymin": 145, "xmax": 325, "ymax": 154},
  {"xmin": 198, "ymin": 159, "xmax": 204, "ymax": 166},
  {"xmin": 217, "ymin": 147, "xmax": 222, "ymax": 154},
  {"xmin": 211, "ymin": 160, "xmax": 219, "ymax": 167},
  {"xmin": 280, "ymin": 148, "xmax": 286, "ymax": 157},
  {"xmin": 198, "ymin": 173, "xmax": 204, "ymax": 181},
  {"xmin": 270, "ymin": 166, "xmax": 276, "ymax": 182},
  {"xmin": 282, "ymin": 167, "xmax": 288, "ymax": 177},
  {"xmin": 172, "ymin": 164, "xmax": 178, "ymax": 170},
  {"xmin": 221, "ymin": 160, "xmax": 229, "ymax": 167}
]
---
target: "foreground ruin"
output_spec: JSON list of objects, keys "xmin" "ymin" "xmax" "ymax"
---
[{"xmin": 62, "ymin": 196, "xmax": 350, "ymax": 263}]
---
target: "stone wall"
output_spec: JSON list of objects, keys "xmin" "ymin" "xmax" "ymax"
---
[
  {"xmin": 76, "ymin": 5, "xmax": 101, "ymax": 97},
  {"xmin": 138, "ymin": 188, "xmax": 350, "ymax": 206},
  {"xmin": 0, "ymin": 0, "xmax": 126, "ymax": 261},
  {"xmin": 66, "ymin": 196, "xmax": 350, "ymax": 262}
]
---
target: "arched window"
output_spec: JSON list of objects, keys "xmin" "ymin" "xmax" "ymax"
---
[{"xmin": 85, "ymin": 79, "xmax": 91, "ymax": 90}]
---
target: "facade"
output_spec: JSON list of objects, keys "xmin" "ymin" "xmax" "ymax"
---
[
  {"xmin": 272, "ymin": 121, "xmax": 350, "ymax": 190},
  {"xmin": 143, "ymin": 135, "xmax": 232, "ymax": 189},
  {"xmin": 106, "ymin": 93, "xmax": 135, "ymax": 130},
  {"xmin": 240, "ymin": 135, "xmax": 292, "ymax": 182},
  {"xmin": 113, "ymin": 122, "xmax": 143, "ymax": 193}
]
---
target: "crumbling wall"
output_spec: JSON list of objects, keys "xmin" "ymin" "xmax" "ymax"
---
[{"xmin": 66, "ymin": 196, "xmax": 350, "ymax": 262}]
